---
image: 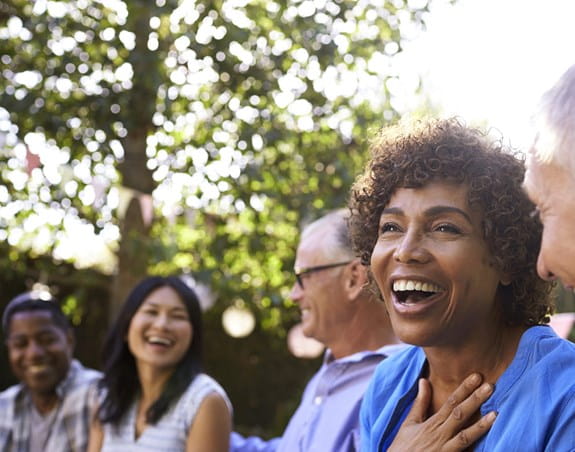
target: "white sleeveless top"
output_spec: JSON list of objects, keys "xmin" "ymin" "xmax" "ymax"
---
[{"xmin": 101, "ymin": 373, "xmax": 231, "ymax": 451}]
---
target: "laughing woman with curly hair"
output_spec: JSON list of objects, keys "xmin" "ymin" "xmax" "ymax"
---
[{"xmin": 350, "ymin": 118, "xmax": 575, "ymax": 451}]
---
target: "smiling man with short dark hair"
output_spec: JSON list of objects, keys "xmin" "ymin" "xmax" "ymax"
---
[{"xmin": 0, "ymin": 291, "xmax": 101, "ymax": 452}]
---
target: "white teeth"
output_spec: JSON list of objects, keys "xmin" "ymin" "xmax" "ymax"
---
[
  {"xmin": 393, "ymin": 280, "xmax": 442, "ymax": 293},
  {"xmin": 147, "ymin": 336, "xmax": 172, "ymax": 346},
  {"xmin": 394, "ymin": 280, "xmax": 406, "ymax": 291},
  {"xmin": 28, "ymin": 365, "xmax": 49, "ymax": 373}
]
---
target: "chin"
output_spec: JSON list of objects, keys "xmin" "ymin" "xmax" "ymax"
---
[
  {"xmin": 28, "ymin": 383, "xmax": 58, "ymax": 394},
  {"xmin": 396, "ymin": 327, "xmax": 437, "ymax": 348}
]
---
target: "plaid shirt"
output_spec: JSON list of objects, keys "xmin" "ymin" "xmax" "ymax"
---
[{"xmin": 0, "ymin": 360, "xmax": 101, "ymax": 452}]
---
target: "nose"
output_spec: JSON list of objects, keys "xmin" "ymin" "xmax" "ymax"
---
[
  {"xmin": 393, "ymin": 230, "xmax": 430, "ymax": 264},
  {"xmin": 536, "ymin": 250, "xmax": 556, "ymax": 281},
  {"xmin": 289, "ymin": 281, "xmax": 303, "ymax": 302},
  {"xmin": 25, "ymin": 340, "xmax": 46, "ymax": 361},
  {"xmin": 152, "ymin": 313, "xmax": 170, "ymax": 329}
]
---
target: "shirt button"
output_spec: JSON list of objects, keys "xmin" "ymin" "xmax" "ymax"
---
[{"xmin": 314, "ymin": 396, "xmax": 322, "ymax": 405}]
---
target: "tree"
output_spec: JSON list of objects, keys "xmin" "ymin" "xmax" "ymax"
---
[
  {"xmin": 0, "ymin": 0, "xmax": 432, "ymax": 432},
  {"xmin": 1, "ymin": 0, "xmax": 430, "ymax": 320}
]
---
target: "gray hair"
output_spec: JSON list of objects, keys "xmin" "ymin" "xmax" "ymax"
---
[
  {"xmin": 532, "ymin": 64, "xmax": 575, "ymax": 170},
  {"xmin": 301, "ymin": 209, "xmax": 355, "ymax": 261}
]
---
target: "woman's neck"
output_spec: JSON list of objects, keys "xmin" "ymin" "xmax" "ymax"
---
[
  {"xmin": 134, "ymin": 363, "xmax": 175, "ymax": 438},
  {"xmin": 424, "ymin": 324, "xmax": 527, "ymax": 414},
  {"xmin": 136, "ymin": 363, "xmax": 174, "ymax": 408}
]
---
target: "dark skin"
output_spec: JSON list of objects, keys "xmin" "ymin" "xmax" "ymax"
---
[
  {"xmin": 389, "ymin": 373, "xmax": 496, "ymax": 451},
  {"xmin": 370, "ymin": 183, "xmax": 520, "ymax": 450},
  {"xmin": 6, "ymin": 311, "xmax": 74, "ymax": 414}
]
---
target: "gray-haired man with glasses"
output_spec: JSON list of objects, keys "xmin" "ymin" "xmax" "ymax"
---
[{"xmin": 231, "ymin": 209, "xmax": 403, "ymax": 452}]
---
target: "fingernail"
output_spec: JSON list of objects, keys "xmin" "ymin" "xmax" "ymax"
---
[
  {"xmin": 480, "ymin": 383, "xmax": 493, "ymax": 395},
  {"xmin": 486, "ymin": 411, "xmax": 497, "ymax": 421},
  {"xmin": 469, "ymin": 373, "xmax": 481, "ymax": 384}
]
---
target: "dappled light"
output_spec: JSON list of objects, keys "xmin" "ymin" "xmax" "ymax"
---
[
  {"xmin": 222, "ymin": 302, "xmax": 256, "ymax": 338},
  {"xmin": 0, "ymin": 6, "xmax": 431, "ymax": 432},
  {"xmin": 287, "ymin": 322, "xmax": 324, "ymax": 358},
  {"xmin": 1, "ymin": 0, "xmax": 429, "ymax": 292}
]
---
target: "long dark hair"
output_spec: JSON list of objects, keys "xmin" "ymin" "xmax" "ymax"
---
[{"xmin": 98, "ymin": 276, "xmax": 203, "ymax": 424}]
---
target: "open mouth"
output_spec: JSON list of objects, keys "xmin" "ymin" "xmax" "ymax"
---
[
  {"xmin": 27, "ymin": 364, "xmax": 51, "ymax": 375},
  {"xmin": 146, "ymin": 336, "xmax": 173, "ymax": 347},
  {"xmin": 392, "ymin": 279, "xmax": 443, "ymax": 304}
]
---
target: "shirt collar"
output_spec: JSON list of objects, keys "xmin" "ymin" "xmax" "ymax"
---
[
  {"xmin": 323, "ymin": 343, "xmax": 407, "ymax": 365},
  {"xmin": 55, "ymin": 359, "xmax": 80, "ymax": 398}
]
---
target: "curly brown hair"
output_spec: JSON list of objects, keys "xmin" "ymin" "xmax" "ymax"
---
[{"xmin": 349, "ymin": 118, "xmax": 552, "ymax": 326}]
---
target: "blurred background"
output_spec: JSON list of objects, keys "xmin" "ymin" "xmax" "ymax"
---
[{"xmin": 1, "ymin": 0, "xmax": 574, "ymax": 438}]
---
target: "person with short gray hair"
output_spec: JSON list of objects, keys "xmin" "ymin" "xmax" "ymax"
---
[
  {"xmin": 523, "ymin": 63, "xmax": 575, "ymax": 290},
  {"xmin": 231, "ymin": 209, "xmax": 403, "ymax": 452}
]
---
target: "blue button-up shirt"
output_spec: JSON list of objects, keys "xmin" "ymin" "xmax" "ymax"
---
[
  {"xmin": 231, "ymin": 343, "xmax": 407, "ymax": 452},
  {"xmin": 361, "ymin": 326, "xmax": 575, "ymax": 451}
]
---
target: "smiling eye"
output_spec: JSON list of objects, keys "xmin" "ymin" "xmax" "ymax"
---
[
  {"xmin": 380, "ymin": 222, "xmax": 402, "ymax": 234},
  {"xmin": 8, "ymin": 339, "xmax": 27, "ymax": 350},
  {"xmin": 435, "ymin": 223, "xmax": 461, "ymax": 234},
  {"xmin": 171, "ymin": 313, "xmax": 189, "ymax": 321}
]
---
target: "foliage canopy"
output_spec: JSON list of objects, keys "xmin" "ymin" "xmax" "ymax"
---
[{"xmin": 0, "ymin": 0, "xmax": 430, "ymax": 327}]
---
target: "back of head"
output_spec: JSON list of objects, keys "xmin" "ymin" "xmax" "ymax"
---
[
  {"xmin": 350, "ymin": 117, "xmax": 552, "ymax": 326},
  {"xmin": 533, "ymin": 64, "xmax": 575, "ymax": 170},
  {"xmin": 2, "ymin": 291, "xmax": 69, "ymax": 337}
]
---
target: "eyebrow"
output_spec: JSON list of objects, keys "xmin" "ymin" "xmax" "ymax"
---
[{"xmin": 381, "ymin": 205, "xmax": 473, "ymax": 225}]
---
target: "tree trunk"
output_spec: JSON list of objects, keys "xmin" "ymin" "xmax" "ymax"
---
[{"xmin": 109, "ymin": 0, "xmax": 159, "ymax": 320}]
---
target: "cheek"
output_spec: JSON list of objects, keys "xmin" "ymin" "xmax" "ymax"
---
[
  {"xmin": 52, "ymin": 350, "xmax": 71, "ymax": 372},
  {"xmin": 370, "ymin": 244, "xmax": 390, "ymax": 287},
  {"xmin": 370, "ymin": 243, "xmax": 384, "ymax": 273},
  {"xmin": 8, "ymin": 350, "xmax": 23, "ymax": 368},
  {"xmin": 127, "ymin": 315, "xmax": 144, "ymax": 337},
  {"xmin": 178, "ymin": 323, "xmax": 193, "ymax": 347},
  {"xmin": 540, "ymin": 222, "xmax": 563, "ymax": 259},
  {"xmin": 185, "ymin": 326, "xmax": 193, "ymax": 346},
  {"xmin": 52, "ymin": 342, "xmax": 72, "ymax": 360},
  {"xmin": 126, "ymin": 318, "xmax": 143, "ymax": 350}
]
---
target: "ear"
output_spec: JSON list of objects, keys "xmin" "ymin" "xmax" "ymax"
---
[{"xmin": 344, "ymin": 259, "xmax": 369, "ymax": 301}]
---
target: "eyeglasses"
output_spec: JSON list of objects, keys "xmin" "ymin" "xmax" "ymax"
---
[{"xmin": 294, "ymin": 261, "xmax": 352, "ymax": 289}]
